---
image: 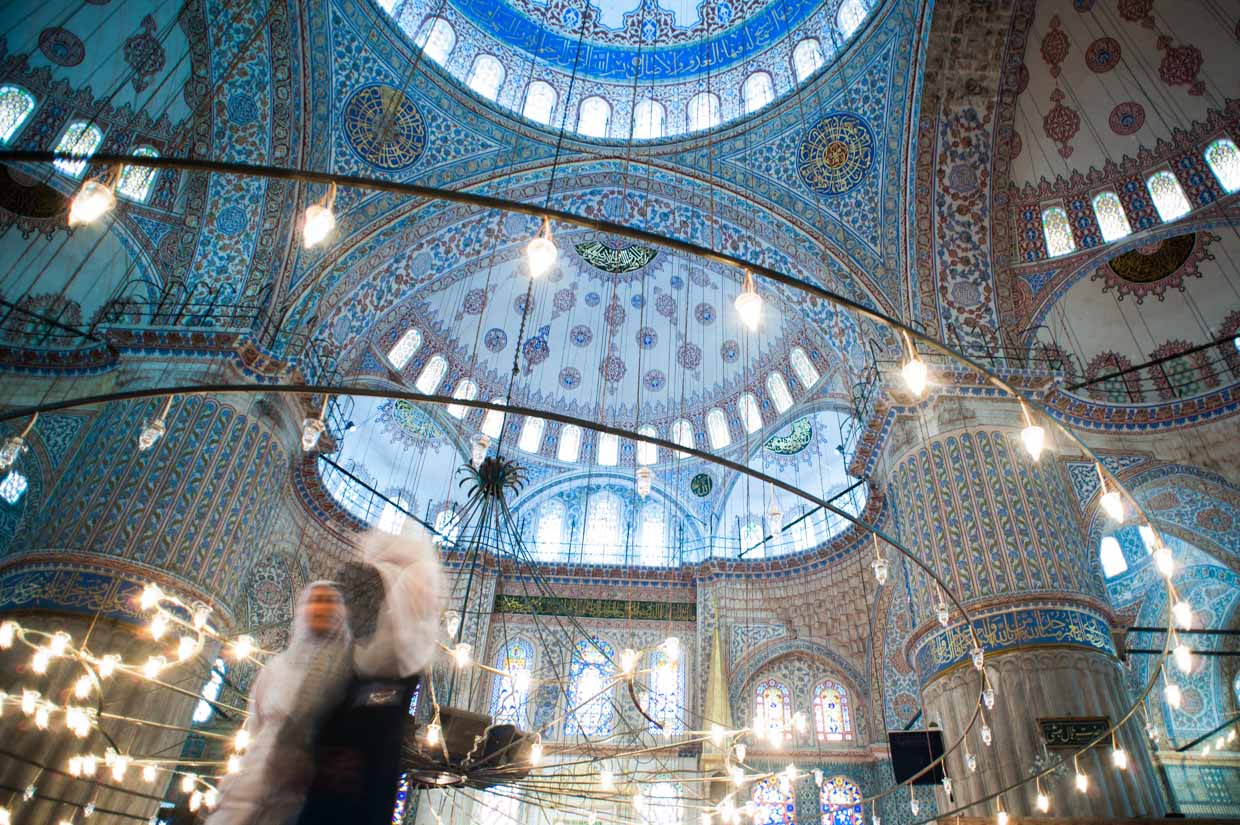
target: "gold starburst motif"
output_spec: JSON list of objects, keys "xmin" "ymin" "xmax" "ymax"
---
[{"xmin": 796, "ymin": 112, "xmax": 874, "ymax": 196}]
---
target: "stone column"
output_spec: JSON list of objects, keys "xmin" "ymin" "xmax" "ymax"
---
[{"xmin": 882, "ymin": 397, "xmax": 1163, "ymax": 818}]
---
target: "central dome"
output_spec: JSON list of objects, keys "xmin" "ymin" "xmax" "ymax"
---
[{"xmin": 379, "ymin": 0, "xmax": 876, "ymax": 138}]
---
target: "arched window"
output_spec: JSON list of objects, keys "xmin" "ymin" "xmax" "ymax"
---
[
  {"xmin": 416, "ymin": 17, "xmax": 456, "ymax": 64},
  {"xmin": 117, "ymin": 145, "xmax": 159, "ymax": 202},
  {"xmin": 447, "ymin": 378, "xmax": 478, "ymax": 418},
  {"xmin": 377, "ymin": 495, "xmax": 409, "ymax": 535},
  {"xmin": 481, "ymin": 397, "xmax": 506, "ymax": 438},
  {"xmin": 766, "ymin": 372, "xmax": 794, "ymax": 413},
  {"xmin": 490, "ymin": 638, "xmax": 534, "ymax": 727},
  {"xmin": 751, "ymin": 776, "xmax": 795, "ymax": 825},
  {"xmin": 754, "ymin": 678, "xmax": 793, "ymax": 742},
  {"xmin": 584, "ymin": 492, "xmax": 623, "ymax": 562},
  {"xmin": 414, "ymin": 354, "xmax": 448, "ymax": 394},
  {"xmin": 536, "ymin": 499, "xmax": 566, "ymax": 560},
  {"xmin": 523, "ymin": 81, "xmax": 558, "ymax": 125},
  {"xmin": 706, "ymin": 408, "xmax": 731, "ymax": 449},
  {"xmin": 790, "ymin": 348, "xmax": 819, "ymax": 389},
  {"xmin": 1041, "ymin": 205, "xmax": 1076, "ymax": 257},
  {"xmin": 54, "ymin": 121, "xmax": 104, "ymax": 178},
  {"xmin": 672, "ymin": 419, "xmax": 695, "ymax": 456},
  {"xmin": 468, "ymin": 55, "xmax": 505, "ymax": 100},
  {"xmin": 792, "ymin": 39, "xmax": 825, "ymax": 82},
  {"xmin": 387, "ymin": 328, "xmax": 422, "ymax": 369},
  {"xmin": 687, "ymin": 92, "xmax": 720, "ymax": 132},
  {"xmin": 813, "ymin": 679, "xmax": 853, "ymax": 741},
  {"xmin": 1091, "ymin": 191, "xmax": 1132, "ymax": 242},
  {"xmin": 577, "ymin": 96, "xmax": 611, "ymax": 138},
  {"xmin": 742, "ymin": 72, "xmax": 775, "ymax": 113},
  {"xmin": 740, "ymin": 518, "xmax": 763, "ymax": 555},
  {"xmin": 639, "ymin": 781, "xmax": 681, "ymax": 825},
  {"xmin": 738, "ymin": 393, "xmax": 763, "ymax": 433},
  {"xmin": 633, "ymin": 98, "xmax": 666, "ymax": 139},
  {"xmin": 638, "ymin": 503, "xmax": 667, "ymax": 566},
  {"xmin": 0, "ymin": 85, "xmax": 35, "ymax": 144},
  {"xmin": 837, "ymin": 0, "xmax": 869, "ymax": 38},
  {"xmin": 1146, "ymin": 170, "xmax": 1191, "ymax": 222},
  {"xmin": 636, "ymin": 425, "xmax": 659, "ymax": 466},
  {"xmin": 192, "ymin": 659, "xmax": 227, "ymax": 723},
  {"xmin": 557, "ymin": 423, "xmax": 582, "ymax": 462},
  {"xmin": 819, "ymin": 776, "xmax": 862, "ymax": 825},
  {"xmin": 596, "ymin": 431, "xmax": 619, "ymax": 466},
  {"xmin": 1099, "ymin": 535, "xmax": 1127, "ymax": 578},
  {"xmin": 645, "ymin": 651, "xmax": 683, "ymax": 733},
  {"xmin": 1205, "ymin": 138, "xmax": 1240, "ymax": 193},
  {"xmin": 0, "ymin": 470, "xmax": 28, "ymax": 505},
  {"xmin": 517, "ymin": 417, "xmax": 545, "ymax": 453},
  {"xmin": 566, "ymin": 639, "xmax": 615, "ymax": 736}
]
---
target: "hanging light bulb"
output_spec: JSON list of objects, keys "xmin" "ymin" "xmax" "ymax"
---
[
  {"xmin": 1145, "ymin": 721, "xmax": 1160, "ymax": 745},
  {"xmin": 75, "ymin": 674, "xmax": 92, "ymax": 699},
  {"xmin": 69, "ymin": 756, "xmax": 83, "ymax": 777},
  {"xmin": 112, "ymin": 754, "xmax": 130, "ymax": 782},
  {"xmin": 84, "ymin": 802, "xmax": 96, "ymax": 818},
  {"xmin": 189, "ymin": 791, "xmax": 203, "ymax": 812},
  {"xmin": 983, "ymin": 685, "xmax": 996, "ymax": 710},
  {"xmin": 177, "ymin": 635, "xmax": 198, "ymax": 662},
  {"xmin": 149, "ymin": 611, "xmax": 169, "ymax": 640},
  {"xmin": 1111, "ymin": 738, "xmax": 1128, "ymax": 771},
  {"xmin": 600, "ymin": 769, "xmax": 615, "ymax": 792},
  {"xmin": 31, "ymin": 648, "xmax": 50, "ymax": 674},
  {"xmin": 235, "ymin": 728, "xmax": 251, "ymax": 752},
  {"xmin": 81, "ymin": 755, "xmax": 96, "ymax": 777},
  {"xmin": 870, "ymin": 535, "xmax": 888, "ymax": 586},
  {"xmin": 1019, "ymin": 403, "xmax": 1045, "ymax": 460},
  {"xmin": 301, "ymin": 416, "xmax": 326, "ymax": 452},
  {"xmin": 1172, "ymin": 600, "xmax": 1194, "ymax": 630},
  {"xmin": 68, "ymin": 178, "xmax": 117, "ymax": 227},
  {"xmin": 980, "ymin": 723, "xmax": 992, "ymax": 747},
  {"xmin": 425, "ymin": 720, "xmax": 442, "ymax": 746},
  {"xmin": 0, "ymin": 808, "xmax": 10, "ymax": 825},
  {"xmin": 900, "ymin": 331, "xmax": 928, "ymax": 397},
  {"xmin": 143, "ymin": 656, "xmax": 166, "ymax": 679},
  {"xmin": 635, "ymin": 466, "xmax": 653, "ymax": 499},
  {"xmin": 512, "ymin": 669, "xmax": 531, "ymax": 693},
  {"xmin": 1164, "ymin": 681, "xmax": 1182, "ymax": 709},
  {"xmin": 139, "ymin": 583, "xmax": 163, "ymax": 611},
  {"xmin": 0, "ymin": 620, "xmax": 15, "ymax": 648},
  {"xmin": 0, "ymin": 435, "xmax": 26, "ymax": 471},
  {"xmin": 1074, "ymin": 763, "xmax": 1088, "ymax": 793},
  {"xmin": 302, "ymin": 183, "xmax": 337, "ymax": 249},
  {"xmin": 181, "ymin": 773, "xmax": 197, "ymax": 793},
  {"xmin": 1154, "ymin": 546, "xmax": 1176, "ymax": 578},
  {"xmin": 733, "ymin": 742, "xmax": 747, "ymax": 763},
  {"xmin": 766, "ymin": 496, "xmax": 783, "ymax": 540},
  {"xmin": 144, "ymin": 764, "xmax": 158, "ymax": 782},
  {"xmin": 97, "ymin": 653, "xmax": 120, "ymax": 679},
  {"xmin": 663, "ymin": 636, "xmax": 681, "ymax": 662},
  {"xmin": 138, "ymin": 416, "xmax": 166, "ymax": 452},
  {"xmin": 49, "ymin": 631, "xmax": 70, "ymax": 656},
  {"xmin": 204, "ymin": 789, "xmax": 218, "ymax": 809},
  {"xmin": 1035, "ymin": 781, "xmax": 1050, "ymax": 813},
  {"xmin": 226, "ymin": 755, "xmax": 241, "ymax": 774},
  {"xmin": 530, "ymin": 740, "xmax": 544, "ymax": 765},
  {"xmin": 965, "ymin": 750, "xmax": 977, "ymax": 773},
  {"xmin": 526, "ymin": 218, "xmax": 558, "ymax": 278},
  {"xmin": 909, "ymin": 796, "xmax": 919, "ymax": 816},
  {"xmin": 1173, "ymin": 642, "xmax": 1193, "ymax": 673},
  {"xmin": 34, "ymin": 704, "xmax": 49, "ymax": 730},
  {"xmin": 996, "ymin": 806, "xmax": 1008, "ymax": 825},
  {"xmin": 728, "ymin": 765, "xmax": 745, "ymax": 787},
  {"xmin": 734, "ymin": 269, "xmax": 763, "ymax": 331},
  {"xmin": 470, "ymin": 433, "xmax": 491, "ymax": 468},
  {"xmin": 22, "ymin": 783, "xmax": 36, "ymax": 802},
  {"xmin": 619, "ymin": 648, "xmax": 639, "ymax": 675},
  {"xmin": 971, "ymin": 646, "xmax": 985, "ymax": 670},
  {"xmin": 940, "ymin": 776, "xmax": 952, "ymax": 799},
  {"xmin": 21, "ymin": 690, "xmax": 38, "ymax": 715},
  {"xmin": 451, "ymin": 642, "xmax": 472, "ymax": 668},
  {"xmin": 232, "ymin": 635, "xmax": 255, "ymax": 660},
  {"xmin": 710, "ymin": 724, "xmax": 725, "ymax": 747},
  {"xmin": 935, "ymin": 598, "xmax": 950, "ymax": 628},
  {"xmin": 1097, "ymin": 466, "xmax": 1124, "ymax": 522}
]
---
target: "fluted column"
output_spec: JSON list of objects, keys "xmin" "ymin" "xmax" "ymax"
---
[{"xmin": 882, "ymin": 397, "xmax": 1163, "ymax": 818}]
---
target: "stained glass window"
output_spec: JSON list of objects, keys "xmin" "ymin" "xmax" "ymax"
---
[
  {"xmin": 0, "ymin": 86, "xmax": 35, "ymax": 144},
  {"xmin": 638, "ymin": 503, "xmax": 667, "ymax": 566},
  {"xmin": 584, "ymin": 492, "xmax": 623, "ymax": 562},
  {"xmin": 0, "ymin": 470, "xmax": 27, "ymax": 505},
  {"xmin": 1146, "ymin": 170, "xmax": 1191, "ymax": 222},
  {"xmin": 819, "ymin": 776, "xmax": 862, "ymax": 825},
  {"xmin": 557, "ymin": 424, "xmax": 582, "ymax": 462},
  {"xmin": 596, "ymin": 431, "xmax": 619, "ymax": 466},
  {"xmin": 117, "ymin": 146, "xmax": 159, "ymax": 202},
  {"xmin": 636, "ymin": 425, "xmax": 658, "ymax": 466},
  {"xmin": 751, "ymin": 776, "xmax": 795, "ymax": 825},
  {"xmin": 743, "ymin": 72, "xmax": 775, "ymax": 113},
  {"xmin": 1204, "ymin": 138, "xmax": 1240, "ymax": 193},
  {"xmin": 633, "ymin": 99, "xmax": 666, "ymax": 139},
  {"xmin": 1099, "ymin": 536, "xmax": 1127, "ymax": 578},
  {"xmin": 577, "ymin": 96, "xmax": 611, "ymax": 138},
  {"xmin": 468, "ymin": 55, "xmax": 505, "ymax": 100},
  {"xmin": 447, "ymin": 378, "xmax": 477, "ymax": 418},
  {"xmin": 536, "ymin": 499, "xmax": 566, "ymax": 560},
  {"xmin": 813, "ymin": 679, "xmax": 853, "ymax": 741},
  {"xmin": 1091, "ymin": 191, "xmax": 1132, "ymax": 243},
  {"xmin": 391, "ymin": 773, "xmax": 410, "ymax": 824},
  {"xmin": 672, "ymin": 419, "xmax": 695, "ymax": 456},
  {"xmin": 566, "ymin": 639, "xmax": 615, "ymax": 737},
  {"xmin": 414, "ymin": 354, "xmax": 447, "ymax": 394},
  {"xmin": 706, "ymin": 408, "xmax": 731, "ymax": 449},
  {"xmin": 490, "ymin": 638, "xmax": 534, "ymax": 727},
  {"xmin": 688, "ymin": 93, "xmax": 720, "ymax": 132},
  {"xmin": 387, "ymin": 328, "xmax": 422, "ymax": 369},
  {"xmin": 790, "ymin": 348, "xmax": 819, "ymax": 388},
  {"xmin": 837, "ymin": 0, "xmax": 868, "ymax": 38},
  {"xmin": 518, "ymin": 417, "xmax": 545, "ymax": 453},
  {"xmin": 481, "ymin": 397, "xmax": 506, "ymax": 438},
  {"xmin": 54, "ymin": 121, "xmax": 104, "ymax": 178},
  {"xmin": 738, "ymin": 393, "xmax": 763, "ymax": 433},
  {"xmin": 191, "ymin": 659, "xmax": 226, "ymax": 723},
  {"xmin": 416, "ymin": 17, "xmax": 455, "ymax": 64},
  {"xmin": 792, "ymin": 39, "xmax": 824, "ymax": 82},
  {"xmin": 766, "ymin": 372, "xmax": 794, "ymax": 413},
  {"xmin": 523, "ymin": 81, "xmax": 558, "ymax": 125},
  {"xmin": 1041, "ymin": 206, "xmax": 1076, "ymax": 257},
  {"xmin": 754, "ymin": 678, "xmax": 792, "ymax": 743},
  {"xmin": 645, "ymin": 650, "xmax": 683, "ymax": 733}
]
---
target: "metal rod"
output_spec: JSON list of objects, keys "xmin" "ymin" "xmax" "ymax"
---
[{"xmin": 1066, "ymin": 334, "xmax": 1235, "ymax": 390}]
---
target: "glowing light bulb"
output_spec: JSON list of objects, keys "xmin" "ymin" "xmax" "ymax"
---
[
  {"xmin": 425, "ymin": 721, "xmax": 442, "ymax": 746},
  {"xmin": 32, "ymin": 648, "xmax": 50, "ymax": 674},
  {"xmin": 68, "ymin": 179, "xmax": 116, "ymax": 227},
  {"xmin": 734, "ymin": 271, "xmax": 763, "ymax": 331},
  {"xmin": 301, "ymin": 417, "xmax": 325, "ymax": 451},
  {"xmin": 1021, "ymin": 424, "xmax": 1045, "ymax": 460},
  {"xmin": 1138, "ymin": 524, "xmax": 1158, "ymax": 553},
  {"xmin": 902, "ymin": 357, "xmax": 928, "ymax": 397},
  {"xmin": 22, "ymin": 783, "xmax": 36, "ymax": 801},
  {"xmin": 235, "ymin": 728, "xmax": 251, "ymax": 752},
  {"xmin": 996, "ymin": 809, "xmax": 1009, "ymax": 825},
  {"xmin": 112, "ymin": 755, "xmax": 130, "ymax": 781},
  {"xmin": 971, "ymin": 646, "xmax": 985, "ymax": 670},
  {"xmin": 765, "ymin": 499, "xmax": 783, "ymax": 538},
  {"xmin": 941, "ymin": 776, "xmax": 952, "ymax": 799},
  {"xmin": 1100, "ymin": 490, "xmax": 1124, "ymax": 522},
  {"xmin": 936, "ymin": 602, "xmax": 950, "ymax": 627},
  {"xmin": 1173, "ymin": 643, "xmax": 1193, "ymax": 673},
  {"xmin": 1036, "ymin": 791, "xmax": 1050, "ymax": 812},
  {"xmin": 1164, "ymin": 682, "xmax": 1182, "ymax": 708},
  {"xmin": 965, "ymin": 750, "xmax": 976, "ymax": 773},
  {"xmin": 512, "ymin": 670, "xmax": 531, "ymax": 693},
  {"xmin": 0, "ymin": 436, "xmax": 25, "ymax": 471},
  {"xmin": 302, "ymin": 203, "xmax": 336, "ymax": 249},
  {"xmin": 189, "ymin": 790, "xmax": 203, "ymax": 812},
  {"xmin": 232, "ymin": 635, "xmax": 255, "ymax": 660},
  {"xmin": 710, "ymin": 724, "xmax": 725, "ymax": 747},
  {"xmin": 620, "ymin": 648, "xmax": 639, "ymax": 675},
  {"xmin": 663, "ymin": 636, "xmax": 681, "ymax": 662},
  {"xmin": 21, "ymin": 690, "xmax": 38, "ymax": 715},
  {"xmin": 526, "ymin": 221, "xmax": 558, "ymax": 278},
  {"xmin": 204, "ymin": 789, "xmax": 218, "ymax": 809},
  {"xmin": 144, "ymin": 765, "xmax": 157, "ymax": 782},
  {"xmin": 530, "ymin": 741, "xmax": 544, "ymax": 765},
  {"xmin": 84, "ymin": 803, "xmax": 95, "ymax": 818},
  {"xmin": 1172, "ymin": 600, "xmax": 1194, "ymax": 630},
  {"xmin": 981, "ymin": 724, "xmax": 992, "ymax": 747},
  {"xmin": 75, "ymin": 675, "xmax": 93, "ymax": 699},
  {"xmin": 193, "ymin": 607, "xmax": 211, "ymax": 630},
  {"xmin": 149, "ymin": 612, "xmax": 169, "ymax": 640},
  {"xmin": 138, "ymin": 417, "xmax": 166, "ymax": 452},
  {"xmin": 1154, "ymin": 546, "xmax": 1175, "ymax": 578},
  {"xmin": 470, "ymin": 433, "xmax": 491, "ymax": 468},
  {"xmin": 871, "ymin": 554, "xmax": 889, "ymax": 586},
  {"xmin": 69, "ymin": 756, "xmax": 83, "ymax": 777},
  {"xmin": 451, "ymin": 642, "xmax": 472, "ymax": 668},
  {"xmin": 97, "ymin": 654, "xmax": 119, "ymax": 679},
  {"xmin": 909, "ymin": 796, "xmax": 919, "ymax": 816},
  {"xmin": 35, "ymin": 705, "xmax": 49, "ymax": 729},
  {"xmin": 983, "ymin": 687, "xmax": 996, "ymax": 709},
  {"xmin": 1075, "ymin": 770, "xmax": 1088, "ymax": 792},
  {"xmin": 139, "ymin": 583, "xmax": 163, "ymax": 611},
  {"xmin": 635, "ymin": 466, "xmax": 653, "ymax": 499},
  {"xmin": 734, "ymin": 743, "xmax": 747, "ymax": 763},
  {"xmin": 181, "ymin": 773, "xmax": 196, "ymax": 793},
  {"xmin": 600, "ymin": 769, "xmax": 615, "ymax": 791},
  {"xmin": 1111, "ymin": 746, "xmax": 1128, "ymax": 771},
  {"xmin": 632, "ymin": 791, "xmax": 645, "ymax": 811},
  {"xmin": 227, "ymin": 755, "xmax": 241, "ymax": 774},
  {"xmin": 49, "ymin": 631, "xmax": 70, "ymax": 656},
  {"xmin": 0, "ymin": 808, "xmax": 10, "ymax": 825},
  {"xmin": 0, "ymin": 620, "xmax": 15, "ymax": 648},
  {"xmin": 143, "ymin": 656, "xmax": 165, "ymax": 679},
  {"xmin": 81, "ymin": 756, "xmax": 96, "ymax": 777}
]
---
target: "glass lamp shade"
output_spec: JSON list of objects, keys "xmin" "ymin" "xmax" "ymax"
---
[
  {"xmin": 302, "ymin": 203, "xmax": 336, "ymax": 248},
  {"xmin": 470, "ymin": 433, "xmax": 491, "ymax": 468},
  {"xmin": 1172, "ymin": 601, "xmax": 1193, "ymax": 630},
  {"xmin": 526, "ymin": 234, "xmax": 558, "ymax": 278},
  {"xmin": 1173, "ymin": 643, "xmax": 1193, "ymax": 673},
  {"xmin": 1099, "ymin": 489, "xmax": 1124, "ymax": 522},
  {"xmin": 734, "ymin": 289, "xmax": 763, "ymax": 331},
  {"xmin": 68, "ymin": 180, "xmax": 116, "ymax": 227},
  {"xmin": 138, "ymin": 418, "xmax": 166, "ymax": 452},
  {"xmin": 765, "ymin": 501, "xmax": 783, "ymax": 538},
  {"xmin": 936, "ymin": 602, "xmax": 950, "ymax": 627},
  {"xmin": 1111, "ymin": 747, "xmax": 1128, "ymax": 770},
  {"xmin": 1021, "ymin": 424, "xmax": 1045, "ymax": 460},
  {"xmin": 1164, "ymin": 682, "xmax": 1182, "ymax": 708},
  {"xmin": 902, "ymin": 357, "xmax": 928, "ymax": 397},
  {"xmin": 1036, "ymin": 792, "xmax": 1050, "ymax": 812},
  {"xmin": 635, "ymin": 466, "xmax": 653, "ymax": 498},
  {"xmin": 871, "ymin": 554, "xmax": 889, "ymax": 586},
  {"xmin": 301, "ymin": 417, "xmax": 326, "ymax": 451},
  {"xmin": 0, "ymin": 436, "xmax": 25, "ymax": 470}
]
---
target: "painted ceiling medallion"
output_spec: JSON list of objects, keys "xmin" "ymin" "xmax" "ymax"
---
[
  {"xmin": 575, "ymin": 240, "xmax": 658, "ymax": 274},
  {"xmin": 380, "ymin": 399, "xmax": 442, "ymax": 447},
  {"xmin": 764, "ymin": 417, "xmax": 812, "ymax": 455},
  {"xmin": 1091, "ymin": 232, "xmax": 1217, "ymax": 303},
  {"xmin": 343, "ymin": 84, "xmax": 427, "ymax": 170},
  {"xmin": 797, "ymin": 112, "xmax": 874, "ymax": 196},
  {"xmin": 690, "ymin": 473, "xmax": 713, "ymax": 497}
]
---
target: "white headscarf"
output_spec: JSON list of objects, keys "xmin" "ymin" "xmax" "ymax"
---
[
  {"xmin": 261, "ymin": 581, "xmax": 355, "ymax": 730},
  {"xmin": 353, "ymin": 524, "xmax": 445, "ymax": 678}
]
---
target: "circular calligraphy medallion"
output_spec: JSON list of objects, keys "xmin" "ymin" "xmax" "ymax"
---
[
  {"xmin": 690, "ymin": 473, "xmax": 713, "ymax": 497},
  {"xmin": 797, "ymin": 113, "xmax": 875, "ymax": 196},
  {"xmin": 342, "ymin": 84, "xmax": 427, "ymax": 171}
]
